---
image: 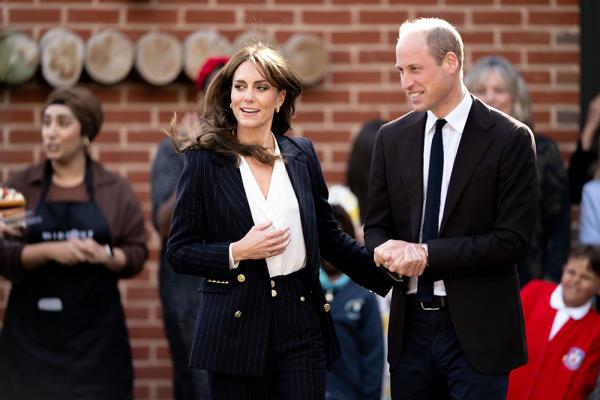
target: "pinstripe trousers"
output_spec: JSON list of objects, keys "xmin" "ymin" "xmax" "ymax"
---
[{"xmin": 207, "ymin": 270, "xmax": 327, "ymax": 400}]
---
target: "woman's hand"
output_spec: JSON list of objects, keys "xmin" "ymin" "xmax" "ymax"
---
[
  {"xmin": 0, "ymin": 212, "xmax": 23, "ymax": 239},
  {"xmin": 47, "ymin": 239, "xmax": 113, "ymax": 266},
  {"xmin": 77, "ymin": 238, "xmax": 113, "ymax": 264},
  {"xmin": 73, "ymin": 238, "xmax": 127, "ymax": 273},
  {"xmin": 21, "ymin": 239, "xmax": 125, "ymax": 271},
  {"xmin": 231, "ymin": 221, "xmax": 290, "ymax": 262},
  {"xmin": 47, "ymin": 240, "xmax": 93, "ymax": 265}
]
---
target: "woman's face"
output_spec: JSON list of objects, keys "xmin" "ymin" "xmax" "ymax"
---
[
  {"xmin": 472, "ymin": 69, "xmax": 514, "ymax": 116},
  {"xmin": 561, "ymin": 256, "xmax": 600, "ymax": 308},
  {"xmin": 230, "ymin": 60, "xmax": 285, "ymax": 135},
  {"xmin": 42, "ymin": 104, "xmax": 85, "ymax": 163}
]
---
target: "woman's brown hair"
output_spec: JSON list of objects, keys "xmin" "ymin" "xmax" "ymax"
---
[{"xmin": 167, "ymin": 42, "xmax": 302, "ymax": 165}]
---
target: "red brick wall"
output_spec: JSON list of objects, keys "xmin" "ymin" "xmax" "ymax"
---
[{"xmin": 0, "ymin": 0, "xmax": 580, "ymax": 398}]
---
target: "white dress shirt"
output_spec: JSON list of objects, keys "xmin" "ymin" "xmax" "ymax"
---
[
  {"xmin": 408, "ymin": 91, "xmax": 473, "ymax": 296},
  {"xmin": 229, "ymin": 135, "xmax": 307, "ymax": 277},
  {"xmin": 548, "ymin": 284, "xmax": 592, "ymax": 340}
]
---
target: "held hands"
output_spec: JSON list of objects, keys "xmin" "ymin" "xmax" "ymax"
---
[
  {"xmin": 231, "ymin": 221, "xmax": 290, "ymax": 262},
  {"xmin": 373, "ymin": 239, "xmax": 427, "ymax": 277}
]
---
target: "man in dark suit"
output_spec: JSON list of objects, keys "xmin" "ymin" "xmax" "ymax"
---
[{"xmin": 364, "ymin": 18, "xmax": 538, "ymax": 399}]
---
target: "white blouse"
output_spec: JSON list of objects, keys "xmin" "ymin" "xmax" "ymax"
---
[{"xmin": 230, "ymin": 136, "xmax": 307, "ymax": 277}]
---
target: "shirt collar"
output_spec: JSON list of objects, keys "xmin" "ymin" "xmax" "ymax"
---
[
  {"xmin": 272, "ymin": 132, "xmax": 281, "ymax": 156},
  {"xmin": 550, "ymin": 284, "xmax": 592, "ymax": 320},
  {"xmin": 425, "ymin": 90, "xmax": 473, "ymax": 136}
]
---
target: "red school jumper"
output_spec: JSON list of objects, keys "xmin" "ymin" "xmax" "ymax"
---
[{"xmin": 507, "ymin": 280, "xmax": 600, "ymax": 400}]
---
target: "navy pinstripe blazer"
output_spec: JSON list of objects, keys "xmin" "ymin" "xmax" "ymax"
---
[{"xmin": 166, "ymin": 134, "xmax": 392, "ymax": 377}]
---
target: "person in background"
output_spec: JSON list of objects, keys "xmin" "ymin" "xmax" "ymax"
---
[
  {"xmin": 569, "ymin": 93, "xmax": 600, "ymax": 204},
  {"xmin": 0, "ymin": 214, "xmax": 24, "ymax": 279},
  {"xmin": 346, "ymin": 119, "xmax": 386, "ymax": 225},
  {"xmin": 579, "ymin": 156, "xmax": 600, "ymax": 246},
  {"xmin": 165, "ymin": 42, "xmax": 391, "ymax": 398},
  {"xmin": 465, "ymin": 55, "xmax": 570, "ymax": 286},
  {"xmin": 0, "ymin": 87, "xmax": 148, "ymax": 399},
  {"xmin": 151, "ymin": 56, "xmax": 228, "ymax": 400},
  {"xmin": 365, "ymin": 18, "xmax": 537, "ymax": 399},
  {"xmin": 321, "ymin": 204, "xmax": 384, "ymax": 400},
  {"xmin": 508, "ymin": 246, "xmax": 600, "ymax": 400}
]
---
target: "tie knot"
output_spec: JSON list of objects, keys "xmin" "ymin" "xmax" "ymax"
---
[{"xmin": 436, "ymin": 119, "xmax": 447, "ymax": 132}]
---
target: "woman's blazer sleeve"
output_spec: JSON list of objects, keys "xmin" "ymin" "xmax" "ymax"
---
[
  {"xmin": 301, "ymin": 139, "xmax": 392, "ymax": 297},
  {"xmin": 166, "ymin": 150, "xmax": 233, "ymax": 281}
]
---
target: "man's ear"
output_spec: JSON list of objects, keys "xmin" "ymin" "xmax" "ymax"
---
[{"xmin": 444, "ymin": 52, "xmax": 459, "ymax": 75}]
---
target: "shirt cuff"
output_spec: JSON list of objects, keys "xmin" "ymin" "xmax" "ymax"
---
[{"xmin": 228, "ymin": 243, "xmax": 240, "ymax": 270}]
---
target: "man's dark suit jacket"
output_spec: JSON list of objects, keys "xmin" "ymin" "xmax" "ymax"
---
[
  {"xmin": 365, "ymin": 96, "xmax": 538, "ymax": 375},
  {"xmin": 166, "ymin": 134, "xmax": 392, "ymax": 377}
]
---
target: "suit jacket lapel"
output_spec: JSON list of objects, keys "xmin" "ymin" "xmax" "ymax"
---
[
  {"xmin": 213, "ymin": 154, "xmax": 254, "ymax": 236},
  {"xmin": 440, "ymin": 98, "xmax": 495, "ymax": 234},
  {"xmin": 398, "ymin": 114, "xmax": 427, "ymax": 242}
]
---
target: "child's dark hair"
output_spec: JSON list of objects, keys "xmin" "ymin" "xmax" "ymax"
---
[{"xmin": 569, "ymin": 245, "xmax": 600, "ymax": 277}]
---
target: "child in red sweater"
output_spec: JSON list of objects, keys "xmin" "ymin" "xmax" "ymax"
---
[{"xmin": 508, "ymin": 246, "xmax": 600, "ymax": 400}]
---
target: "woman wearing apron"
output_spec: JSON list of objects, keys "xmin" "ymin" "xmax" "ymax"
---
[{"xmin": 0, "ymin": 87, "xmax": 148, "ymax": 400}]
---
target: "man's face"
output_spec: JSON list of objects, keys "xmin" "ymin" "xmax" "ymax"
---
[{"xmin": 395, "ymin": 31, "xmax": 455, "ymax": 117}]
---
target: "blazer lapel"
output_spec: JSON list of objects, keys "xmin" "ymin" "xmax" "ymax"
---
[
  {"xmin": 278, "ymin": 136, "xmax": 309, "ymax": 218},
  {"xmin": 277, "ymin": 135, "xmax": 314, "ymax": 262},
  {"xmin": 213, "ymin": 154, "xmax": 254, "ymax": 236},
  {"xmin": 440, "ymin": 98, "xmax": 495, "ymax": 234}
]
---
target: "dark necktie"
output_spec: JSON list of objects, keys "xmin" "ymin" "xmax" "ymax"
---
[{"xmin": 417, "ymin": 118, "xmax": 446, "ymax": 302}]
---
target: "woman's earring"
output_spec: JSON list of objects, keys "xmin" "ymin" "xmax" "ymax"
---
[
  {"xmin": 229, "ymin": 102, "xmax": 233, "ymax": 109},
  {"xmin": 82, "ymin": 136, "xmax": 90, "ymax": 148},
  {"xmin": 275, "ymin": 105, "xmax": 280, "ymax": 113}
]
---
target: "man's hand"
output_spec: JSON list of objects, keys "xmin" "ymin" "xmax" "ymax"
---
[
  {"xmin": 374, "ymin": 240, "xmax": 427, "ymax": 277},
  {"xmin": 387, "ymin": 243, "xmax": 427, "ymax": 277},
  {"xmin": 373, "ymin": 239, "xmax": 408, "ymax": 267}
]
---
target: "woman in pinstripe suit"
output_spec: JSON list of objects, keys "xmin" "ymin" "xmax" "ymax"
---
[{"xmin": 165, "ymin": 43, "xmax": 392, "ymax": 399}]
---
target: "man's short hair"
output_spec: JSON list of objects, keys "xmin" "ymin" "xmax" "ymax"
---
[{"xmin": 399, "ymin": 17, "xmax": 464, "ymax": 71}]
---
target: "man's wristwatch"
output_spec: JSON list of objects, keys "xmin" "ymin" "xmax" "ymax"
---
[{"xmin": 420, "ymin": 243, "xmax": 429, "ymax": 265}]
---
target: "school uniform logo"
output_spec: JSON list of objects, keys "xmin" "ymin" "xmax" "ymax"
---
[
  {"xmin": 562, "ymin": 346, "xmax": 585, "ymax": 371},
  {"xmin": 344, "ymin": 298, "xmax": 365, "ymax": 320}
]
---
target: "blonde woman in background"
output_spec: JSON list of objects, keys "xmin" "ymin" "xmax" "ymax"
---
[{"xmin": 465, "ymin": 55, "xmax": 570, "ymax": 286}]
